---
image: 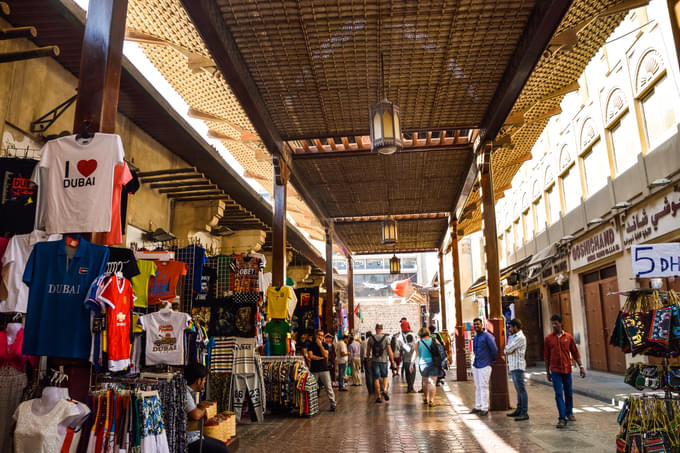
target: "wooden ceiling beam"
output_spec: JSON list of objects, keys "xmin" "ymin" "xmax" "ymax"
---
[{"xmin": 291, "ymin": 143, "xmax": 471, "ymax": 160}]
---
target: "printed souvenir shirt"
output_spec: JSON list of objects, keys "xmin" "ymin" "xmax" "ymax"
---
[
  {"xmin": 140, "ymin": 310, "xmax": 191, "ymax": 366},
  {"xmin": 147, "ymin": 260, "xmax": 187, "ymax": 305},
  {"xmin": 265, "ymin": 286, "xmax": 296, "ymax": 319},
  {"xmin": 22, "ymin": 237, "xmax": 109, "ymax": 359},
  {"xmin": 98, "ymin": 274, "xmax": 135, "ymax": 371},
  {"xmin": 131, "ymin": 260, "xmax": 157, "ymax": 308},
  {"xmin": 33, "ymin": 133, "xmax": 124, "ymax": 233},
  {"xmin": 264, "ymin": 320, "xmax": 290, "ymax": 355},
  {"xmin": 0, "ymin": 158, "xmax": 38, "ymax": 234}
]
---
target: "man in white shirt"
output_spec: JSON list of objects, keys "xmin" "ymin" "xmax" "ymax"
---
[
  {"xmin": 335, "ymin": 335, "xmax": 350, "ymax": 392},
  {"xmin": 505, "ymin": 318, "xmax": 528, "ymax": 421}
]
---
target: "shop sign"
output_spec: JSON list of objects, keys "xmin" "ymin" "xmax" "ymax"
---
[
  {"xmin": 632, "ymin": 243, "xmax": 680, "ymax": 277},
  {"xmin": 570, "ymin": 226, "xmax": 622, "ymax": 270},
  {"xmin": 622, "ymin": 191, "xmax": 680, "ymax": 247}
]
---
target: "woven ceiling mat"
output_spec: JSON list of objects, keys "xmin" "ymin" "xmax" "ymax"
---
[
  {"xmin": 335, "ymin": 218, "xmax": 448, "ymax": 253},
  {"xmin": 294, "ymin": 147, "xmax": 470, "ymax": 218},
  {"xmin": 457, "ymin": 0, "xmax": 632, "ymax": 237},
  {"xmin": 218, "ymin": 0, "xmax": 535, "ymax": 139}
]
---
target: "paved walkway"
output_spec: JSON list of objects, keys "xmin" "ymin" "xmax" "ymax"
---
[
  {"xmin": 236, "ymin": 372, "xmax": 622, "ymax": 452},
  {"xmin": 525, "ymin": 365, "xmax": 630, "ymax": 405}
]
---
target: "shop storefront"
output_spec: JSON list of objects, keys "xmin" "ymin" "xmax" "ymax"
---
[{"xmin": 569, "ymin": 224, "xmax": 626, "ymax": 373}]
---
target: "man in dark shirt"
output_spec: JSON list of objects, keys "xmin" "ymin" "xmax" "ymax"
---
[{"xmin": 307, "ymin": 329, "xmax": 336, "ymax": 411}]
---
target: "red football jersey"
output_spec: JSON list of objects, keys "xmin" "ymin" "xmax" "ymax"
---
[{"xmin": 99, "ymin": 275, "xmax": 134, "ymax": 371}]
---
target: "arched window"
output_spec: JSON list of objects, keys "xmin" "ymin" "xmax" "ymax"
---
[
  {"xmin": 605, "ymin": 88, "xmax": 639, "ymax": 174},
  {"xmin": 579, "ymin": 118, "xmax": 610, "ymax": 196},
  {"xmin": 636, "ymin": 49, "xmax": 677, "ymax": 150}
]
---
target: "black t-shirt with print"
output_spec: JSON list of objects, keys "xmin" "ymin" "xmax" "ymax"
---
[
  {"xmin": 0, "ymin": 158, "xmax": 38, "ymax": 234},
  {"xmin": 106, "ymin": 247, "xmax": 141, "ymax": 280},
  {"xmin": 194, "ymin": 266, "xmax": 216, "ymax": 305},
  {"xmin": 309, "ymin": 341, "xmax": 330, "ymax": 372}
]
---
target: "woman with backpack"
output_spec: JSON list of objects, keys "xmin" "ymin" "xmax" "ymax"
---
[{"xmin": 412, "ymin": 327, "xmax": 439, "ymax": 407}]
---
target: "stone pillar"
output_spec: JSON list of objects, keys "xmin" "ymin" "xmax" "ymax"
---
[{"xmin": 479, "ymin": 147, "xmax": 509, "ymax": 411}]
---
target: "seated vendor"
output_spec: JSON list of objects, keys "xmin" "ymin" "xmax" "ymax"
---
[{"xmin": 185, "ymin": 363, "xmax": 230, "ymax": 453}]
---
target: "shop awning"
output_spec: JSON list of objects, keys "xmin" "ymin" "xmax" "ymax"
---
[
  {"xmin": 527, "ymin": 243, "xmax": 559, "ymax": 279},
  {"xmin": 465, "ymin": 255, "xmax": 534, "ymax": 296}
]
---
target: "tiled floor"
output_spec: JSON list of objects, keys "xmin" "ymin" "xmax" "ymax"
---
[{"xmin": 236, "ymin": 372, "xmax": 620, "ymax": 452}]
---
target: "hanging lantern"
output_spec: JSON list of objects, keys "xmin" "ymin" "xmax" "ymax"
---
[
  {"xmin": 381, "ymin": 218, "xmax": 398, "ymax": 245},
  {"xmin": 390, "ymin": 254, "xmax": 401, "ymax": 275},
  {"xmin": 369, "ymin": 100, "xmax": 402, "ymax": 155}
]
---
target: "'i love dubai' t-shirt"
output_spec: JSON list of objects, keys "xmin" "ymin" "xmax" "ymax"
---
[{"xmin": 33, "ymin": 133, "xmax": 124, "ymax": 234}]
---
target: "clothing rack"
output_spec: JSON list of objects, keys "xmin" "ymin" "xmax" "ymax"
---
[{"xmin": 260, "ymin": 355, "xmax": 304, "ymax": 363}]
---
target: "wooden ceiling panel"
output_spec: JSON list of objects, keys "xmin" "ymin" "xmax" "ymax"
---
[{"xmin": 335, "ymin": 218, "xmax": 449, "ymax": 253}]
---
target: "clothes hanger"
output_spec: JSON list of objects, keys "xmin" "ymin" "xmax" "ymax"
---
[{"xmin": 75, "ymin": 120, "xmax": 95, "ymax": 142}]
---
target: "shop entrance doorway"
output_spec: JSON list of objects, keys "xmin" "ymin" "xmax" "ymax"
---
[
  {"xmin": 549, "ymin": 282, "xmax": 573, "ymax": 336},
  {"xmin": 582, "ymin": 265, "xmax": 626, "ymax": 373},
  {"xmin": 516, "ymin": 290, "xmax": 544, "ymax": 365}
]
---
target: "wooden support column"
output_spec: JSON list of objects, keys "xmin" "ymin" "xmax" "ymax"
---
[
  {"xmin": 479, "ymin": 147, "xmax": 509, "ymax": 411},
  {"xmin": 450, "ymin": 220, "xmax": 467, "ymax": 381},
  {"xmin": 62, "ymin": 0, "xmax": 128, "ymax": 406},
  {"xmin": 73, "ymin": 0, "xmax": 128, "ymax": 134},
  {"xmin": 325, "ymin": 226, "xmax": 334, "ymax": 334},
  {"xmin": 347, "ymin": 256, "xmax": 355, "ymax": 334},
  {"xmin": 272, "ymin": 156, "xmax": 289, "ymax": 287},
  {"xmin": 438, "ymin": 252, "xmax": 448, "ymax": 331}
]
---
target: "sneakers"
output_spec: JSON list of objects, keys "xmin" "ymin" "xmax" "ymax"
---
[
  {"xmin": 556, "ymin": 419, "xmax": 568, "ymax": 429},
  {"xmin": 506, "ymin": 410, "xmax": 520, "ymax": 417},
  {"xmin": 478, "ymin": 410, "xmax": 489, "ymax": 416},
  {"xmin": 469, "ymin": 408, "xmax": 481, "ymax": 414},
  {"xmin": 376, "ymin": 397, "xmax": 382, "ymax": 403},
  {"xmin": 330, "ymin": 405, "xmax": 336, "ymax": 412},
  {"xmin": 514, "ymin": 414, "xmax": 529, "ymax": 421},
  {"xmin": 382, "ymin": 391, "xmax": 390, "ymax": 401},
  {"xmin": 566, "ymin": 415, "xmax": 576, "ymax": 422}
]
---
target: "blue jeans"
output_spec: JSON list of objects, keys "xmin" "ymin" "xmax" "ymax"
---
[
  {"xmin": 510, "ymin": 369, "xmax": 528, "ymax": 415},
  {"xmin": 337, "ymin": 362, "xmax": 347, "ymax": 390},
  {"xmin": 550, "ymin": 371, "xmax": 573, "ymax": 420},
  {"xmin": 363, "ymin": 359, "xmax": 374, "ymax": 394}
]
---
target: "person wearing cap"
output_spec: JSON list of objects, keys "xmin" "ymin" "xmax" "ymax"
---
[{"xmin": 366, "ymin": 323, "xmax": 396, "ymax": 403}]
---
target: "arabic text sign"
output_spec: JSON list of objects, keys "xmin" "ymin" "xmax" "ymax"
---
[
  {"xmin": 623, "ymin": 191, "xmax": 680, "ymax": 247},
  {"xmin": 632, "ymin": 244, "xmax": 680, "ymax": 277},
  {"xmin": 570, "ymin": 226, "xmax": 622, "ymax": 270}
]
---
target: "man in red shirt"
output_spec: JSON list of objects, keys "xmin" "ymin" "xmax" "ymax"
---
[{"xmin": 544, "ymin": 314, "xmax": 586, "ymax": 429}]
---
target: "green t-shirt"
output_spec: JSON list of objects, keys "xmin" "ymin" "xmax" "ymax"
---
[{"xmin": 264, "ymin": 320, "xmax": 290, "ymax": 355}]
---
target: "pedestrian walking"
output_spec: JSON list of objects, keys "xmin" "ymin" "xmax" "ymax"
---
[
  {"xmin": 429, "ymin": 324, "xmax": 447, "ymax": 386},
  {"xmin": 400, "ymin": 333, "xmax": 417, "ymax": 393},
  {"xmin": 544, "ymin": 314, "xmax": 585, "ymax": 429},
  {"xmin": 413, "ymin": 328, "xmax": 438, "ymax": 406},
  {"xmin": 306, "ymin": 329, "xmax": 337, "ymax": 411},
  {"xmin": 335, "ymin": 334, "xmax": 350, "ymax": 392},
  {"xmin": 361, "ymin": 332, "xmax": 375, "ymax": 396},
  {"xmin": 348, "ymin": 336, "xmax": 362, "ymax": 386},
  {"xmin": 505, "ymin": 319, "xmax": 529, "ymax": 421},
  {"xmin": 325, "ymin": 333, "xmax": 337, "ymax": 385},
  {"xmin": 471, "ymin": 318, "xmax": 498, "ymax": 416},
  {"xmin": 366, "ymin": 323, "xmax": 396, "ymax": 403},
  {"xmin": 391, "ymin": 333, "xmax": 402, "ymax": 377}
]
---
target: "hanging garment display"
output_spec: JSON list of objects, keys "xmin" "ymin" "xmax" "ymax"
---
[
  {"xmin": 213, "ymin": 254, "xmax": 232, "ymax": 298},
  {"xmin": 147, "ymin": 260, "xmax": 187, "ymax": 306},
  {"xmin": 177, "ymin": 244, "xmax": 207, "ymax": 295},
  {"xmin": 103, "ymin": 161, "xmax": 133, "ymax": 246},
  {"xmin": 106, "ymin": 247, "xmax": 140, "ymax": 280},
  {"xmin": 265, "ymin": 285, "xmax": 297, "ymax": 319},
  {"xmin": 120, "ymin": 165, "xmax": 139, "ymax": 235},
  {"xmin": 0, "ymin": 231, "xmax": 61, "ymax": 313},
  {"xmin": 261, "ymin": 358, "xmax": 319, "ymax": 417},
  {"xmin": 140, "ymin": 310, "xmax": 191, "ymax": 366},
  {"xmin": 14, "ymin": 390, "xmax": 90, "ymax": 453},
  {"xmin": 22, "ymin": 237, "xmax": 109, "ymax": 359},
  {"xmin": 32, "ymin": 133, "xmax": 124, "ymax": 234},
  {"xmin": 96, "ymin": 274, "xmax": 134, "ymax": 371},
  {"xmin": 194, "ymin": 266, "xmax": 216, "ymax": 305},
  {"xmin": 230, "ymin": 255, "xmax": 261, "ymax": 293},
  {"xmin": 263, "ymin": 320, "xmax": 290, "ymax": 355},
  {"xmin": 0, "ymin": 326, "xmax": 36, "ymax": 453},
  {"xmin": 132, "ymin": 260, "xmax": 158, "ymax": 308},
  {"xmin": 293, "ymin": 287, "xmax": 320, "ymax": 335},
  {"xmin": 0, "ymin": 157, "xmax": 38, "ymax": 234}
]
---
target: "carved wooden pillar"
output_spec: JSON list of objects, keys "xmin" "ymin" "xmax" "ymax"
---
[
  {"xmin": 438, "ymin": 252, "xmax": 448, "ymax": 330},
  {"xmin": 450, "ymin": 219, "xmax": 467, "ymax": 381},
  {"xmin": 347, "ymin": 255, "xmax": 355, "ymax": 333},
  {"xmin": 325, "ymin": 225, "xmax": 334, "ymax": 333},
  {"xmin": 272, "ymin": 156, "xmax": 289, "ymax": 287},
  {"xmin": 479, "ymin": 147, "xmax": 509, "ymax": 411}
]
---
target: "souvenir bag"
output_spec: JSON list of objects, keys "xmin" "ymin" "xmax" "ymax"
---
[
  {"xmin": 625, "ymin": 364, "xmax": 641, "ymax": 388},
  {"xmin": 622, "ymin": 312, "xmax": 651, "ymax": 355},
  {"xmin": 611, "ymin": 312, "xmax": 631, "ymax": 351},
  {"xmin": 635, "ymin": 366, "xmax": 662, "ymax": 390},
  {"xmin": 643, "ymin": 402, "xmax": 671, "ymax": 453},
  {"xmin": 668, "ymin": 367, "xmax": 680, "ymax": 390},
  {"xmin": 623, "ymin": 397, "xmax": 643, "ymax": 453},
  {"xmin": 648, "ymin": 307, "xmax": 672, "ymax": 345}
]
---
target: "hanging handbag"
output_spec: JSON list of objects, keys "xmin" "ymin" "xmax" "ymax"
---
[
  {"xmin": 625, "ymin": 364, "xmax": 641, "ymax": 388},
  {"xmin": 611, "ymin": 312, "xmax": 630, "ymax": 350},
  {"xmin": 648, "ymin": 307, "xmax": 672, "ymax": 345},
  {"xmin": 667, "ymin": 367, "xmax": 680, "ymax": 390},
  {"xmin": 622, "ymin": 312, "xmax": 651, "ymax": 355}
]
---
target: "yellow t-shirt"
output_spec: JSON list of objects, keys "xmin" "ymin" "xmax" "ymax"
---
[
  {"xmin": 266, "ymin": 285, "xmax": 296, "ymax": 319},
  {"xmin": 131, "ymin": 260, "xmax": 157, "ymax": 308}
]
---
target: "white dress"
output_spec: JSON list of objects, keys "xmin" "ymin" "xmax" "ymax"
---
[{"xmin": 13, "ymin": 398, "xmax": 87, "ymax": 453}]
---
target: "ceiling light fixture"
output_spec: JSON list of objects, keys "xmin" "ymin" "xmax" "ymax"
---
[
  {"xmin": 381, "ymin": 218, "xmax": 398, "ymax": 245},
  {"xmin": 390, "ymin": 254, "xmax": 401, "ymax": 275},
  {"xmin": 370, "ymin": 53, "xmax": 402, "ymax": 155}
]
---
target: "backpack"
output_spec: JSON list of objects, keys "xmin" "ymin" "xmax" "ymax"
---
[
  {"xmin": 372, "ymin": 334, "xmax": 387, "ymax": 357},
  {"xmin": 424, "ymin": 338, "xmax": 447, "ymax": 371}
]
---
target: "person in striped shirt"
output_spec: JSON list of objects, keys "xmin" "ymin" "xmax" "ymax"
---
[{"xmin": 505, "ymin": 319, "xmax": 528, "ymax": 421}]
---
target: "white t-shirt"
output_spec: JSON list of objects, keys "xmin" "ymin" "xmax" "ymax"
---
[
  {"xmin": 0, "ymin": 231, "xmax": 61, "ymax": 313},
  {"xmin": 335, "ymin": 341, "xmax": 348, "ymax": 364},
  {"xmin": 33, "ymin": 133, "xmax": 124, "ymax": 233},
  {"xmin": 140, "ymin": 310, "xmax": 191, "ymax": 366}
]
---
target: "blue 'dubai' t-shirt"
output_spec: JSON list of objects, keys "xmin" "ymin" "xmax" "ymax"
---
[{"xmin": 23, "ymin": 237, "xmax": 109, "ymax": 359}]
